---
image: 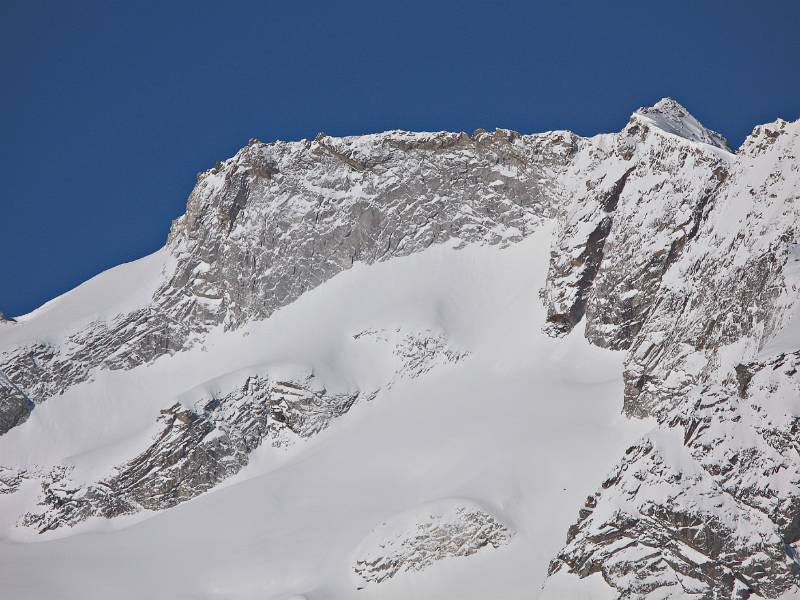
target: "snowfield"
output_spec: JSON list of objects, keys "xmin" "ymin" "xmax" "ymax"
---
[
  {"xmin": 5, "ymin": 99, "xmax": 795, "ymax": 599},
  {"xmin": 0, "ymin": 226, "xmax": 651, "ymax": 599}
]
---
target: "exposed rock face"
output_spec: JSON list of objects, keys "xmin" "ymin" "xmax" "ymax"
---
[
  {"xmin": 353, "ymin": 500, "xmax": 512, "ymax": 587},
  {"xmin": 551, "ymin": 425, "xmax": 798, "ymax": 598},
  {"xmin": 543, "ymin": 119, "xmax": 800, "ymax": 597},
  {"xmin": 549, "ymin": 361, "xmax": 800, "ymax": 598},
  {"xmin": 543, "ymin": 98, "xmax": 731, "ymax": 349},
  {"xmin": 168, "ymin": 129, "xmax": 566, "ymax": 332},
  {"xmin": 352, "ymin": 328, "xmax": 469, "ymax": 386},
  {"xmin": 0, "ymin": 465, "xmax": 25, "ymax": 495},
  {"xmin": 0, "ymin": 369, "xmax": 33, "ymax": 434},
  {"xmin": 22, "ymin": 370, "xmax": 359, "ymax": 532},
  {"xmin": 0, "ymin": 101, "xmax": 730, "ymax": 427},
  {"xmin": 622, "ymin": 118, "xmax": 800, "ymax": 420},
  {"xmin": 17, "ymin": 326, "xmax": 464, "ymax": 532},
  {"xmin": 0, "ymin": 128, "xmax": 577, "ymax": 420},
  {"xmin": 2, "ymin": 98, "xmax": 799, "ymax": 598}
]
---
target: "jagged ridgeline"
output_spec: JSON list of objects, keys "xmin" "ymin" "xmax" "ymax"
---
[{"xmin": 1, "ymin": 98, "xmax": 799, "ymax": 600}]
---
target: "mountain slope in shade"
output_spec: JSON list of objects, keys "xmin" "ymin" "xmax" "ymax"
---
[{"xmin": 1, "ymin": 99, "xmax": 799, "ymax": 599}]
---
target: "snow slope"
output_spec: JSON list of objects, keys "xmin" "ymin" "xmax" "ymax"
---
[
  {"xmin": 0, "ymin": 248, "xmax": 174, "ymax": 351},
  {"xmin": 4, "ymin": 99, "xmax": 794, "ymax": 599},
  {"xmin": 0, "ymin": 226, "xmax": 651, "ymax": 599}
]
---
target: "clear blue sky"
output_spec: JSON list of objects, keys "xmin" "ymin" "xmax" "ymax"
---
[{"xmin": 2, "ymin": 1, "xmax": 798, "ymax": 317}]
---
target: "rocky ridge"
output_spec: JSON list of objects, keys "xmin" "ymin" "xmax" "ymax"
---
[
  {"xmin": 0, "ymin": 126, "xmax": 571, "ymax": 416},
  {"xmin": 1, "ymin": 98, "xmax": 799, "ymax": 598},
  {"xmin": 543, "ymin": 116, "xmax": 800, "ymax": 598}
]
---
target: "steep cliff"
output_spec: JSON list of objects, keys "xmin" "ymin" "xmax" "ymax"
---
[{"xmin": 1, "ymin": 99, "xmax": 798, "ymax": 600}]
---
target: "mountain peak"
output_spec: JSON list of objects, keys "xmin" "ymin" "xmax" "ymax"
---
[{"xmin": 631, "ymin": 97, "xmax": 731, "ymax": 151}]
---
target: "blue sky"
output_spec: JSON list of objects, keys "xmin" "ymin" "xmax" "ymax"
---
[{"xmin": 2, "ymin": 0, "xmax": 799, "ymax": 316}]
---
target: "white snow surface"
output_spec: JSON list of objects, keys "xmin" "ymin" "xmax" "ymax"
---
[
  {"xmin": 0, "ymin": 227, "xmax": 650, "ymax": 599},
  {"xmin": 632, "ymin": 97, "xmax": 732, "ymax": 152},
  {"xmin": 0, "ymin": 247, "xmax": 175, "ymax": 351}
]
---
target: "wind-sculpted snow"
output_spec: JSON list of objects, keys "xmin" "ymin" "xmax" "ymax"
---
[
  {"xmin": 632, "ymin": 98, "xmax": 731, "ymax": 151},
  {"xmin": 1, "ymin": 98, "xmax": 799, "ymax": 599}
]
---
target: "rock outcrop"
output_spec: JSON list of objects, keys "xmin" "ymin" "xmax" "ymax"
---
[
  {"xmin": 2, "ymin": 98, "xmax": 799, "ymax": 598},
  {"xmin": 0, "ymin": 128, "xmax": 578, "ymax": 423},
  {"xmin": 21, "ymin": 370, "xmax": 359, "ymax": 532},
  {"xmin": 353, "ymin": 500, "xmax": 512, "ymax": 587},
  {"xmin": 0, "ymin": 369, "xmax": 33, "ymax": 434},
  {"xmin": 543, "ymin": 116, "xmax": 800, "ymax": 598}
]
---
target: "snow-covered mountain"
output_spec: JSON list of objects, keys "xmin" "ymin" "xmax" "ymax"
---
[{"xmin": 1, "ymin": 98, "xmax": 798, "ymax": 600}]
